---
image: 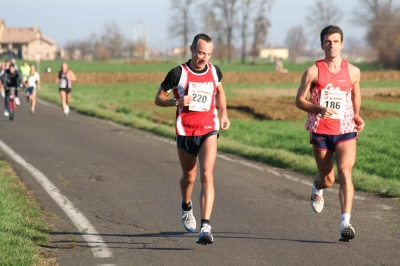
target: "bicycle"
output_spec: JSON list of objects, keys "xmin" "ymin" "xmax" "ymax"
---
[{"xmin": 5, "ymin": 87, "xmax": 19, "ymax": 121}]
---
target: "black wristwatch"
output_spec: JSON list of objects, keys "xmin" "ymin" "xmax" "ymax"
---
[{"xmin": 173, "ymin": 98, "xmax": 178, "ymax": 107}]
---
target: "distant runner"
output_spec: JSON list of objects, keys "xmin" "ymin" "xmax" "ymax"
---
[{"xmin": 56, "ymin": 62, "xmax": 76, "ymax": 116}]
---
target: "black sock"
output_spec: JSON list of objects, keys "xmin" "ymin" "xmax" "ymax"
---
[
  {"xmin": 181, "ymin": 201, "xmax": 192, "ymax": 211},
  {"xmin": 201, "ymin": 219, "xmax": 210, "ymax": 226}
]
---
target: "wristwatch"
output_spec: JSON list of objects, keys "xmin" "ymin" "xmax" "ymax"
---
[{"xmin": 173, "ymin": 98, "xmax": 179, "ymax": 107}]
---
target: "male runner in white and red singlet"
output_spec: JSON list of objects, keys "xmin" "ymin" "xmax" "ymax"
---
[
  {"xmin": 155, "ymin": 33, "xmax": 230, "ymax": 245},
  {"xmin": 295, "ymin": 25, "xmax": 365, "ymax": 242}
]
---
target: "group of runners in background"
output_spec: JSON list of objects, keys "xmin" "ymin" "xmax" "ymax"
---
[{"xmin": 0, "ymin": 59, "xmax": 76, "ymax": 116}]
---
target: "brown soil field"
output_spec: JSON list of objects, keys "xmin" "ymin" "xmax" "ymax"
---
[
  {"xmin": 129, "ymin": 90, "xmax": 400, "ymax": 124},
  {"xmin": 226, "ymin": 93, "xmax": 400, "ymax": 121},
  {"xmin": 40, "ymin": 71, "xmax": 400, "ymax": 123},
  {"xmin": 40, "ymin": 70, "xmax": 400, "ymax": 84}
]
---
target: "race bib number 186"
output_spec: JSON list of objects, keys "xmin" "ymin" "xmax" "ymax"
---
[{"xmin": 319, "ymin": 88, "xmax": 346, "ymax": 119}]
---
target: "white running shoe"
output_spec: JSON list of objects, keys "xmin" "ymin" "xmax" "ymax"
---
[
  {"xmin": 15, "ymin": 97, "xmax": 20, "ymax": 105},
  {"xmin": 31, "ymin": 108, "xmax": 35, "ymax": 114},
  {"xmin": 310, "ymin": 187, "xmax": 324, "ymax": 213},
  {"xmin": 339, "ymin": 222, "xmax": 355, "ymax": 242},
  {"xmin": 196, "ymin": 223, "xmax": 213, "ymax": 245},
  {"xmin": 4, "ymin": 111, "xmax": 9, "ymax": 117},
  {"xmin": 181, "ymin": 200, "xmax": 196, "ymax": 232}
]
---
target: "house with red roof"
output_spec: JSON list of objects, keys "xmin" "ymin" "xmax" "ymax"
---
[{"xmin": 0, "ymin": 19, "xmax": 58, "ymax": 60}]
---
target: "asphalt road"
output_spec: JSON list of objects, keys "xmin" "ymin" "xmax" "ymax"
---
[{"xmin": 0, "ymin": 98, "xmax": 399, "ymax": 266}]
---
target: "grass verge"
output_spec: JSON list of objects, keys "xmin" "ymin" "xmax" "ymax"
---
[{"xmin": 0, "ymin": 159, "xmax": 55, "ymax": 266}]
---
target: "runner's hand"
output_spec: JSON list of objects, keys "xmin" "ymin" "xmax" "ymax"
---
[
  {"xmin": 319, "ymin": 107, "xmax": 337, "ymax": 119},
  {"xmin": 220, "ymin": 116, "xmax": 230, "ymax": 130},
  {"xmin": 354, "ymin": 116, "xmax": 365, "ymax": 132},
  {"xmin": 182, "ymin": 95, "xmax": 193, "ymax": 106}
]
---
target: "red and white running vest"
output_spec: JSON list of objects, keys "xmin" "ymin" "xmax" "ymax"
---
[
  {"xmin": 173, "ymin": 62, "xmax": 220, "ymax": 136},
  {"xmin": 306, "ymin": 60, "xmax": 357, "ymax": 134}
]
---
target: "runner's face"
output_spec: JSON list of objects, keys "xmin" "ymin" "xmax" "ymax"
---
[
  {"xmin": 191, "ymin": 39, "xmax": 213, "ymax": 70},
  {"xmin": 322, "ymin": 33, "xmax": 343, "ymax": 58}
]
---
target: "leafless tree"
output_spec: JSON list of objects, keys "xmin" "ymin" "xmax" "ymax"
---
[
  {"xmin": 239, "ymin": 0, "xmax": 252, "ymax": 64},
  {"xmin": 100, "ymin": 21, "xmax": 125, "ymax": 58},
  {"xmin": 214, "ymin": 0, "xmax": 239, "ymax": 63},
  {"xmin": 169, "ymin": 0, "xmax": 196, "ymax": 58},
  {"xmin": 239, "ymin": 0, "xmax": 273, "ymax": 64},
  {"xmin": 353, "ymin": 0, "xmax": 400, "ymax": 68},
  {"xmin": 202, "ymin": 9, "xmax": 227, "ymax": 62},
  {"xmin": 306, "ymin": 0, "xmax": 344, "ymax": 44},
  {"xmin": 64, "ymin": 34, "xmax": 97, "ymax": 60},
  {"xmin": 285, "ymin": 25, "xmax": 307, "ymax": 63},
  {"xmin": 250, "ymin": 4, "xmax": 271, "ymax": 64}
]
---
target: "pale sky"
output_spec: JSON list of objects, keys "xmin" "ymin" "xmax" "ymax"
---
[{"xmin": 2, "ymin": 0, "xmax": 367, "ymax": 50}]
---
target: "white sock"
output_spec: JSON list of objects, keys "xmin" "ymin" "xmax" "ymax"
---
[
  {"xmin": 312, "ymin": 183, "xmax": 323, "ymax": 196},
  {"xmin": 341, "ymin": 213, "xmax": 351, "ymax": 224}
]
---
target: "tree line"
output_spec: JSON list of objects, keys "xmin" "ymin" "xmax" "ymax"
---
[{"xmin": 65, "ymin": 0, "xmax": 400, "ymax": 69}]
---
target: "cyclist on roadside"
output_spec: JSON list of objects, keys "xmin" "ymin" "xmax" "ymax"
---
[
  {"xmin": 56, "ymin": 62, "xmax": 76, "ymax": 115},
  {"xmin": 0, "ymin": 63, "xmax": 22, "ymax": 117},
  {"xmin": 24, "ymin": 64, "xmax": 40, "ymax": 113}
]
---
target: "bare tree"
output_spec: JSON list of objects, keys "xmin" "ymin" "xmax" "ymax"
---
[
  {"xmin": 214, "ymin": 0, "xmax": 239, "ymax": 63},
  {"xmin": 250, "ymin": 3, "xmax": 271, "ymax": 64},
  {"xmin": 285, "ymin": 25, "xmax": 307, "ymax": 63},
  {"xmin": 202, "ymin": 9, "xmax": 227, "ymax": 62},
  {"xmin": 100, "ymin": 21, "xmax": 125, "ymax": 59},
  {"xmin": 169, "ymin": 0, "xmax": 196, "ymax": 58},
  {"xmin": 239, "ymin": 0, "xmax": 252, "ymax": 64},
  {"xmin": 353, "ymin": 0, "xmax": 400, "ymax": 68},
  {"xmin": 306, "ymin": 0, "xmax": 344, "ymax": 43},
  {"xmin": 239, "ymin": 0, "xmax": 273, "ymax": 64},
  {"xmin": 64, "ymin": 34, "xmax": 97, "ymax": 60}
]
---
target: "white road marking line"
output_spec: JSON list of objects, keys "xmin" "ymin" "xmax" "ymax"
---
[{"xmin": 0, "ymin": 139, "xmax": 113, "ymax": 258}]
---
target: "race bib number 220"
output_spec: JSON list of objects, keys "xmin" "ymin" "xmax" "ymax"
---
[{"xmin": 188, "ymin": 82, "xmax": 214, "ymax": 112}]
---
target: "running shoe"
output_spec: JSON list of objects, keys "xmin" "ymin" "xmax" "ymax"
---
[
  {"xmin": 339, "ymin": 222, "xmax": 355, "ymax": 242},
  {"xmin": 196, "ymin": 223, "xmax": 213, "ymax": 245},
  {"xmin": 4, "ymin": 111, "xmax": 9, "ymax": 117},
  {"xmin": 181, "ymin": 200, "xmax": 196, "ymax": 232},
  {"xmin": 310, "ymin": 187, "xmax": 324, "ymax": 213},
  {"xmin": 31, "ymin": 108, "xmax": 35, "ymax": 114},
  {"xmin": 15, "ymin": 97, "xmax": 20, "ymax": 105}
]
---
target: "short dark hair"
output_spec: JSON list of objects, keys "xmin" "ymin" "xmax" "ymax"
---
[
  {"xmin": 320, "ymin": 25, "xmax": 343, "ymax": 44},
  {"xmin": 191, "ymin": 33, "xmax": 212, "ymax": 51},
  {"xmin": 9, "ymin": 63, "xmax": 15, "ymax": 69}
]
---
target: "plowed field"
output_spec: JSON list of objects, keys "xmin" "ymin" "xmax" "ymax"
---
[
  {"xmin": 41, "ymin": 71, "xmax": 400, "ymax": 123},
  {"xmin": 40, "ymin": 70, "xmax": 400, "ymax": 84}
]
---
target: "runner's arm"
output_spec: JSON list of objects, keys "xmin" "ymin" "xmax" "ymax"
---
[
  {"xmin": 155, "ymin": 87, "xmax": 177, "ymax": 107},
  {"xmin": 349, "ymin": 65, "xmax": 364, "ymax": 131},
  {"xmin": 215, "ymin": 82, "xmax": 230, "ymax": 130},
  {"xmin": 295, "ymin": 66, "xmax": 336, "ymax": 119},
  {"xmin": 67, "ymin": 70, "xmax": 77, "ymax": 81},
  {"xmin": 37, "ymin": 73, "xmax": 41, "ymax": 89}
]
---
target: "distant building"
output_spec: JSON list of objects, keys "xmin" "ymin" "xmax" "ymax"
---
[
  {"xmin": 0, "ymin": 19, "xmax": 58, "ymax": 60},
  {"xmin": 259, "ymin": 47, "xmax": 289, "ymax": 60}
]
